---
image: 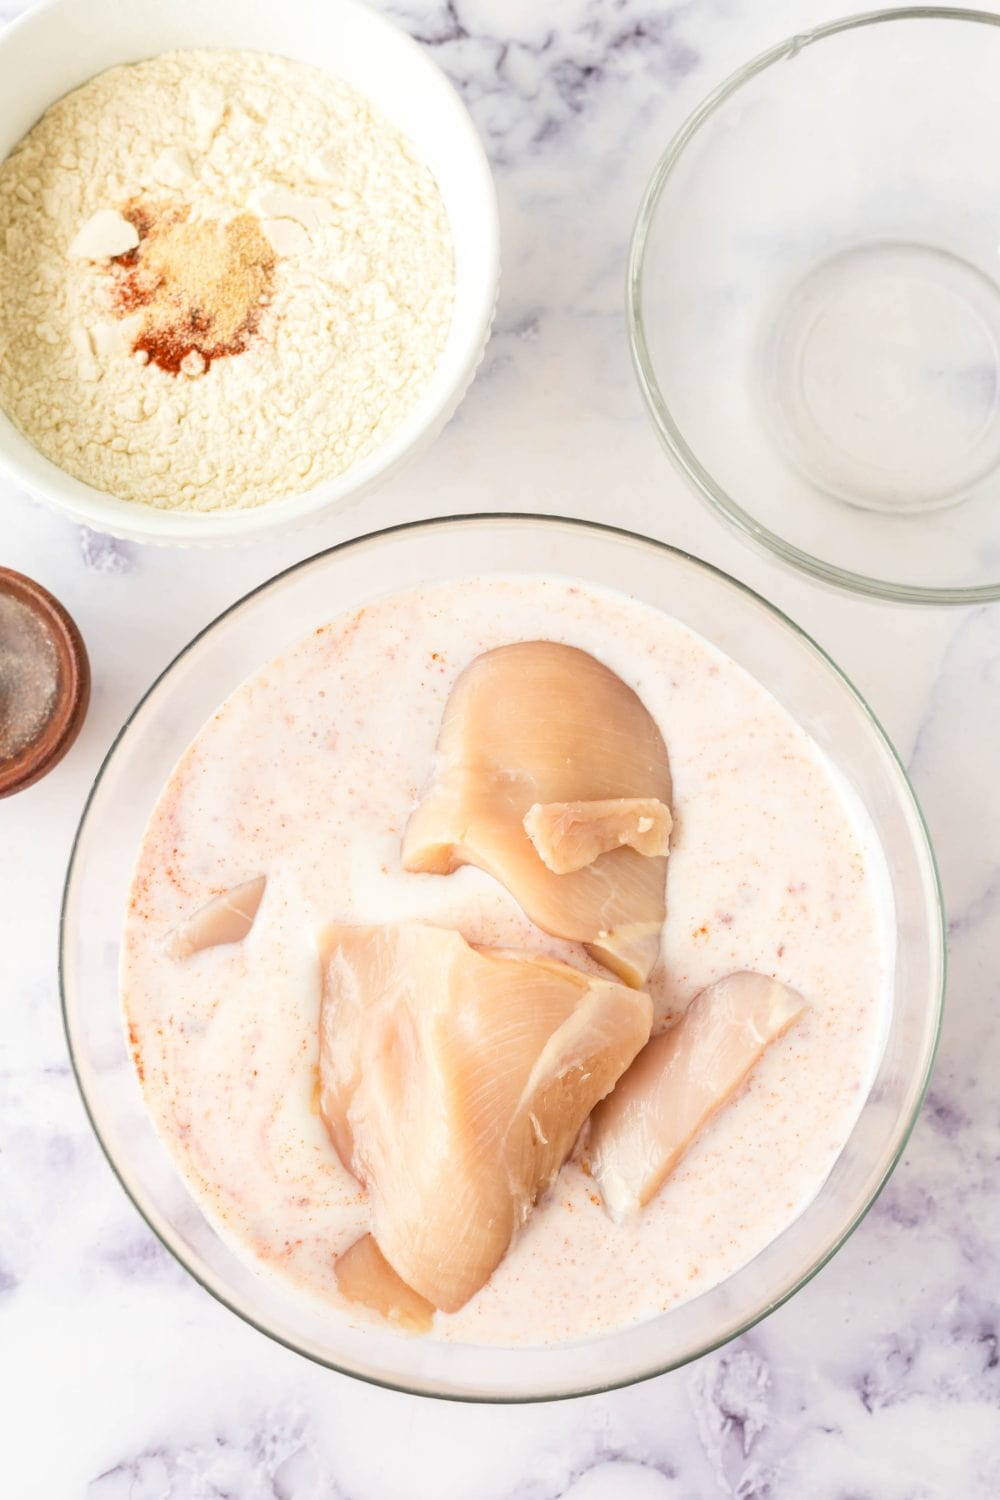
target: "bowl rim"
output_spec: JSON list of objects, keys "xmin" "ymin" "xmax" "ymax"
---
[
  {"xmin": 59, "ymin": 513, "xmax": 946, "ymax": 1400},
  {"xmin": 627, "ymin": 4, "xmax": 1000, "ymax": 607},
  {"xmin": 0, "ymin": 0, "xmax": 500, "ymax": 545}
]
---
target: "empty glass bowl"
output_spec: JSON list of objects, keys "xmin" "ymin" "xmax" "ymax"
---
[{"xmin": 629, "ymin": 8, "xmax": 1000, "ymax": 603}]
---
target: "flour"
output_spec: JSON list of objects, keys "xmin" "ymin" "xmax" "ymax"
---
[{"xmin": 0, "ymin": 51, "xmax": 454, "ymax": 510}]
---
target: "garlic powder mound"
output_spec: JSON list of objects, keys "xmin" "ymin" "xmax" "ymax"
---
[{"xmin": 0, "ymin": 50, "xmax": 456, "ymax": 511}]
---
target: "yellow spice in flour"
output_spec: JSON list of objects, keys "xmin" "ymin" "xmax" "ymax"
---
[{"xmin": 114, "ymin": 202, "xmax": 275, "ymax": 374}]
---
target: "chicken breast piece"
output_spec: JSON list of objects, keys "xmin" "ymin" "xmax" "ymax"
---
[
  {"xmin": 319, "ymin": 922, "xmax": 652, "ymax": 1313},
  {"xmin": 401, "ymin": 642, "xmax": 672, "ymax": 987},
  {"xmin": 589, "ymin": 971, "xmax": 807, "ymax": 1220},
  {"xmin": 524, "ymin": 797, "xmax": 672, "ymax": 874},
  {"xmin": 166, "ymin": 876, "xmax": 266, "ymax": 960},
  {"xmin": 335, "ymin": 1234, "xmax": 434, "ymax": 1335}
]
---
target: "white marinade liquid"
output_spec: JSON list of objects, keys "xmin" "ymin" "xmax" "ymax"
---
[{"xmin": 121, "ymin": 577, "xmax": 892, "ymax": 1345}]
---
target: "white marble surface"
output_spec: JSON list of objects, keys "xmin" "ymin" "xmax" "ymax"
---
[{"xmin": 2, "ymin": 1, "xmax": 999, "ymax": 1495}]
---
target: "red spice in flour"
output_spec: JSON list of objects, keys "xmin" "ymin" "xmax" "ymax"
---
[
  {"xmin": 110, "ymin": 200, "xmax": 275, "ymax": 375},
  {"xmin": 132, "ymin": 320, "xmax": 258, "ymax": 377}
]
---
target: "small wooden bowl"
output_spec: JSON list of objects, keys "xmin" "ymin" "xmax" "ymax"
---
[{"xmin": 0, "ymin": 568, "xmax": 90, "ymax": 797}]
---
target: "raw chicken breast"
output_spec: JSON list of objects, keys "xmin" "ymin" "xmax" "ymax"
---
[
  {"xmin": 524, "ymin": 797, "xmax": 672, "ymax": 874},
  {"xmin": 335, "ymin": 1234, "xmax": 434, "ymax": 1334},
  {"xmin": 402, "ymin": 642, "xmax": 671, "ymax": 986},
  {"xmin": 319, "ymin": 922, "xmax": 652, "ymax": 1312},
  {"xmin": 589, "ymin": 972, "xmax": 807, "ymax": 1219},
  {"xmin": 166, "ymin": 876, "xmax": 266, "ymax": 960}
]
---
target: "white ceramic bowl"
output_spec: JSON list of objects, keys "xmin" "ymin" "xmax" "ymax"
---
[{"xmin": 0, "ymin": 0, "xmax": 499, "ymax": 544}]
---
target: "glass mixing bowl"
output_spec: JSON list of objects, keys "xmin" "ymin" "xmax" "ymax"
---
[
  {"xmin": 629, "ymin": 8, "xmax": 1000, "ymax": 604},
  {"xmin": 60, "ymin": 516, "xmax": 944, "ymax": 1400}
]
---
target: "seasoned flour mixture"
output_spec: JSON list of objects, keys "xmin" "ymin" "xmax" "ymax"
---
[
  {"xmin": 122, "ymin": 578, "xmax": 893, "ymax": 1346},
  {"xmin": 0, "ymin": 51, "xmax": 454, "ymax": 509}
]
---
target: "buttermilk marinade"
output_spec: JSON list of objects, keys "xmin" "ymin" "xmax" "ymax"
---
[{"xmin": 121, "ymin": 577, "xmax": 892, "ymax": 1345}]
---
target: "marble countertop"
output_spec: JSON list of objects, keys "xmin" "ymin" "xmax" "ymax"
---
[{"xmin": 3, "ymin": 0, "xmax": 999, "ymax": 1494}]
